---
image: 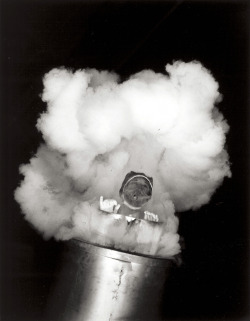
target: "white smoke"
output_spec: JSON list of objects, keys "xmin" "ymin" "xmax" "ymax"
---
[{"xmin": 15, "ymin": 61, "xmax": 231, "ymax": 257}]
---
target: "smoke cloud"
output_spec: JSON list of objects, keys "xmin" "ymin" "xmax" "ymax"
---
[{"xmin": 15, "ymin": 61, "xmax": 231, "ymax": 257}]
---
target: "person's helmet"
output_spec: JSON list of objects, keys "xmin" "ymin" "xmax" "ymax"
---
[{"xmin": 119, "ymin": 171, "xmax": 153, "ymax": 209}]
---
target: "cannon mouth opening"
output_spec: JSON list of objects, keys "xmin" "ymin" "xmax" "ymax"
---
[{"xmin": 70, "ymin": 237, "xmax": 179, "ymax": 267}]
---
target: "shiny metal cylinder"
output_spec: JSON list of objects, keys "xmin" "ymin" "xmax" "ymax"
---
[{"xmin": 46, "ymin": 239, "xmax": 176, "ymax": 321}]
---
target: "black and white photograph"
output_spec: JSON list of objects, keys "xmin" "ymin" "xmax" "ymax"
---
[{"xmin": 0, "ymin": 0, "xmax": 249, "ymax": 320}]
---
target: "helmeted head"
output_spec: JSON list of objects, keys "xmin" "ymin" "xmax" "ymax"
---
[{"xmin": 119, "ymin": 171, "xmax": 153, "ymax": 209}]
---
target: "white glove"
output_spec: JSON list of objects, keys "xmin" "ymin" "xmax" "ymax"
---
[
  {"xmin": 144, "ymin": 211, "xmax": 159, "ymax": 222},
  {"xmin": 100, "ymin": 196, "xmax": 121, "ymax": 214}
]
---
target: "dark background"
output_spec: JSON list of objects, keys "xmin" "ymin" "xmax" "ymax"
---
[{"xmin": 0, "ymin": 0, "xmax": 249, "ymax": 320}]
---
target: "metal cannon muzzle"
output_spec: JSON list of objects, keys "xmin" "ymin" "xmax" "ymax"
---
[{"xmin": 46, "ymin": 239, "xmax": 177, "ymax": 321}]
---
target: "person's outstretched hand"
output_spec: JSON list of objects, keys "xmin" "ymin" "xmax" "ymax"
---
[
  {"xmin": 100, "ymin": 196, "xmax": 121, "ymax": 214},
  {"xmin": 144, "ymin": 211, "xmax": 159, "ymax": 222}
]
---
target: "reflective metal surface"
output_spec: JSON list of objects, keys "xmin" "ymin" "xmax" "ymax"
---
[{"xmin": 46, "ymin": 239, "xmax": 176, "ymax": 321}]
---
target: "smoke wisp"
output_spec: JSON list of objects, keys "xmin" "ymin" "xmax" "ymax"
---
[{"xmin": 15, "ymin": 61, "xmax": 231, "ymax": 257}]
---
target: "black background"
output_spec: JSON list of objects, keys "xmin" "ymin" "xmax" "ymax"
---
[{"xmin": 0, "ymin": 0, "xmax": 249, "ymax": 320}]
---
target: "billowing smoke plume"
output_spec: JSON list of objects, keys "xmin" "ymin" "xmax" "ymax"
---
[{"xmin": 15, "ymin": 61, "xmax": 231, "ymax": 257}]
